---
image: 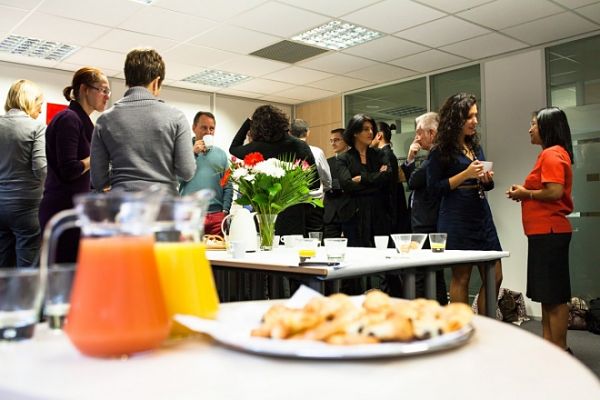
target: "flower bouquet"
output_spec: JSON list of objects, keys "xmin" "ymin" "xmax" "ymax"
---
[{"xmin": 220, "ymin": 152, "xmax": 322, "ymax": 250}]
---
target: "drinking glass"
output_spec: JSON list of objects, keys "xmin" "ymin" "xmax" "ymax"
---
[
  {"xmin": 0, "ymin": 268, "xmax": 42, "ymax": 341},
  {"xmin": 374, "ymin": 235, "xmax": 389, "ymax": 250},
  {"xmin": 308, "ymin": 231, "xmax": 323, "ymax": 246},
  {"xmin": 45, "ymin": 264, "xmax": 75, "ymax": 330},
  {"xmin": 297, "ymin": 238, "xmax": 319, "ymax": 261},
  {"xmin": 323, "ymin": 238, "xmax": 348, "ymax": 262},
  {"xmin": 391, "ymin": 234, "xmax": 412, "ymax": 254},
  {"xmin": 429, "ymin": 233, "xmax": 448, "ymax": 253}
]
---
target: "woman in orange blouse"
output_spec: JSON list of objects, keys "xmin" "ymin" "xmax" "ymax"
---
[{"xmin": 507, "ymin": 107, "xmax": 574, "ymax": 352}]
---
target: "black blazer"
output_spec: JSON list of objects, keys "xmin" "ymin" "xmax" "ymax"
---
[
  {"xmin": 323, "ymin": 155, "xmax": 353, "ymax": 224},
  {"xmin": 402, "ymin": 159, "xmax": 440, "ymax": 233}
]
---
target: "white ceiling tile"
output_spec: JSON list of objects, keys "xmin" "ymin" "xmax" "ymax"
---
[
  {"xmin": 575, "ymin": 3, "xmax": 600, "ymax": 23},
  {"xmin": 553, "ymin": 0, "xmax": 600, "ymax": 8},
  {"xmin": 169, "ymin": 80, "xmax": 222, "ymax": 93},
  {"xmin": 228, "ymin": 2, "xmax": 330, "ymax": 37},
  {"xmin": 162, "ymin": 62, "xmax": 204, "ymax": 81},
  {"xmin": 346, "ymin": 63, "xmax": 417, "ymax": 83},
  {"xmin": 342, "ymin": 36, "xmax": 428, "ymax": 62},
  {"xmin": 414, "ymin": 0, "xmax": 494, "ymax": 13},
  {"xmin": 262, "ymin": 66, "xmax": 333, "ymax": 85},
  {"xmin": 458, "ymin": 0, "xmax": 565, "ymax": 30},
  {"xmin": 163, "ymin": 44, "xmax": 236, "ymax": 68},
  {"xmin": 298, "ymin": 52, "xmax": 376, "ymax": 74},
  {"xmin": 343, "ymin": 0, "xmax": 446, "ymax": 33},
  {"xmin": 0, "ymin": 0, "xmax": 41, "ymax": 10},
  {"xmin": 231, "ymin": 78, "xmax": 295, "ymax": 94},
  {"xmin": 189, "ymin": 25, "xmax": 280, "ymax": 55},
  {"xmin": 258, "ymin": 94, "xmax": 301, "ymax": 105},
  {"xmin": 440, "ymin": 32, "xmax": 527, "ymax": 59},
  {"xmin": 154, "ymin": 0, "xmax": 266, "ymax": 22},
  {"xmin": 38, "ymin": 0, "xmax": 142, "ymax": 27},
  {"xmin": 218, "ymin": 87, "xmax": 264, "ymax": 98},
  {"xmin": 389, "ymin": 49, "xmax": 468, "ymax": 72},
  {"xmin": 119, "ymin": 6, "xmax": 217, "ymax": 41},
  {"xmin": 215, "ymin": 55, "xmax": 289, "ymax": 77},
  {"xmin": 395, "ymin": 16, "xmax": 490, "ymax": 47},
  {"xmin": 54, "ymin": 61, "xmax": 120, "ymax": 78},
  {"xmin": 274, "ymin": 86, "xmax": 336, "ymax": 101},
  {"xmin": 0, "ymin": 6, "xmax": 28, "ymax": 31},
  {"xmin": 308, "ymin": 75, "xmax": 371, "ymax": 92},
  {"xmin": 502, "ymin": 11, "xmax": 599, "ymax": 45},
  {"xmin": 14, "ymin": 12, "xmax": 110, "ymax": 46},
  {"xmin": 278, "ymin": 0, "xmax": 381, "ymax": 17},
  {"xmin": 90, "ymin": 29, "xmax": 177, "ymax": 53},
  {"xmin": 61, "ymin": 48, "xmax": 125, "ymax": 72}
]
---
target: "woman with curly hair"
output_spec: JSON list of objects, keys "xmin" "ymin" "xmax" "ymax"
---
[{"xmin": 427, "ymin": 93, "xmax": 502, "ymax": 315}]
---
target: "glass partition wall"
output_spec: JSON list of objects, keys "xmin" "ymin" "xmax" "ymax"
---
[{"xmin": 547, "ymin": 34, "xmax": 600, "ymax": 298}]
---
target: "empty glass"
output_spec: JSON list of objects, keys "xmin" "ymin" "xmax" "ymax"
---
[
  {"xmin": 0, "ymin": 267, "xmax": 42, "ymax": 341},
  {"xmin": 323, "ymin": 238, "xmax": 348, "ymax": 262},
  {"xmin": 45, "ymin": 264, "xmax": 75, "ymax": 330}
]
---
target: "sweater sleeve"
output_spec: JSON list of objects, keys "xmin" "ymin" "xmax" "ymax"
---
[
  {"xmin": 90, "ymin": 123, "xmax": 110, "ymax": 191},
  {"xmin": 426, "ymin": 149, "xmax": 451, "ymax": 196},
  {"xmin": 31, "ymin": 123, "xmax": 47, "ymax": 182},
  {"xmin": 55, "ymin": 114, "xmax": 85, "ymax": 181}
]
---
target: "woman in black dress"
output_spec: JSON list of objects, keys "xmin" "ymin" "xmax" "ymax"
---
[{"xmin": 427, "ymin": 93, "xmax": 502, "ymax": 315}]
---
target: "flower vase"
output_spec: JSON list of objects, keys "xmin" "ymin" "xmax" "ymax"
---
[{"xmin": 256, "ymin": 214, "xmax": 277, "ymax": 251}]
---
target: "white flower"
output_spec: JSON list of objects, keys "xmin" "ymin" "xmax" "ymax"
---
[
  {"xmin": 252, "ymin": 159, "xmax": 285, "ymax": 178},
  {"xmin": 243, "ymin": 173, "xmax": 256, "ymax": 182},
  {"xmin": 232, "ymin": 167, "xmax": 248, "ymax": 179}
]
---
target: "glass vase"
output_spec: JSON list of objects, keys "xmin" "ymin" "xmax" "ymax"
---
[{"xmin": 256, "ymin": 214, "xmax": 277, "ymax": 251}]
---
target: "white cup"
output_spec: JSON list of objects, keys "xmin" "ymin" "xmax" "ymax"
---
[
  {"xmin": 374, "ymin": 235, "xmax": 389, "ymax": 250},
  {"xmin": 281, "ymin": 235, "xmax": 302, "ymax": 248},
  {"xmin": 228, "ymin": 240, "xmax": 246, "ymax": 258},
  {"xmin": 203, "ymin": 134, "xmax": 214, "ymax": 149},
  {"xmin": 480, "ymin": 161, "xmax": 493, "ymax": 173}
]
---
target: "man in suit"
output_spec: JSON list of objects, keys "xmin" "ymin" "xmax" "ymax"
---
[
  {"xmin": 401, "ymin": 112, "xmax": 447, "ymax": 304},
  {"xmin": 323, "ymin": 128, "xmax": 352, "ymax": 238}
]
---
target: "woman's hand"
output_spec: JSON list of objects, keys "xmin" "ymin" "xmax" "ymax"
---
[
  {"xmin": 479, "ymin": 170, "xmax": 494, "ymax": 184},
  {"xmin": 379, "ymin": 164, "xmax": 388, "ymax": 172},
  {"xmin": 351, "ymin": 175, "xmax": 361, "ymax": 183},
  {"xmin": 465, "ymin": 160, "xmax": 484, "ymax": 179},
  {"xmin": 506, "ymin": 184, "xmax": 526, "ymax": 202}
]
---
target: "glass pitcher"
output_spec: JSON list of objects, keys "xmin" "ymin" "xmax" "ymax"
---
[
  {"xmin": 154, "ymin": 190, "xmax": 219, "ymax": 336},
  {"xmin": 43, "ymin": 191, "xmax": 170, "ymax": 357}
]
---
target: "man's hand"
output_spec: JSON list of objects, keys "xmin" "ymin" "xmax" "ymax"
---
[
  {"xmin": 193, "ymin": 139, "xmax": 206, "ymax": 155},
  {"xmin": 407, "ymin": 139, "xmax": 421, "ymax": 163}
]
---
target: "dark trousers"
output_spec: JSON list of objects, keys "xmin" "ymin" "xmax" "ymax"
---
[{"xmin": 0, "ymin": 199, "xmax": 41, "ymax": 267}]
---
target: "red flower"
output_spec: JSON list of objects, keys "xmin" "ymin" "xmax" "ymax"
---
[
  {"xmin": 220, "ymin": 168, "xmax": 232, "ymax": 187},
  {"xmin": 243, "ymin": 152, "xmax": 264, "ymax": 167}
]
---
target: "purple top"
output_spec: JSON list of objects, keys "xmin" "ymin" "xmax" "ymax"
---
[{"xmin": 43, "ymin": 101, "xmax": 92, "ymax": 196}]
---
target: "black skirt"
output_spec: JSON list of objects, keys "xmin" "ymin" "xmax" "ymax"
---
[{"xmin": 527, "ymin": 232, "xmax": 571, "ymax": 304}]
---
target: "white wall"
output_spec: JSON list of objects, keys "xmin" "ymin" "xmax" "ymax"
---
[{"xmin": 483, "ymin": 49, "xmax": 547, "ymax": 317}]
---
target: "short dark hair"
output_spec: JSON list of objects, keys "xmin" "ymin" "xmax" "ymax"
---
[
  {"xmin": 343, "ymin": 114, "xmax": 376, "ymax": 147},
  {"xmin": 535, "ymin": 107, "xmax": 574, "ymax": 164},
  {"xmin": 193, "ymin": 111, "xmax": 215, "ymax": 126},
  {"xmin": 290, "ymin": 119, "xmax": 309, "ymax": 138},
  {"xmin": 250, "ymin": 105, "xmax": 289, "ymax": 143},
  {"xmin": 124, "ymin": 48, "xmax": 165, "ymax": 88},
  {"xmin": 330, "ymin": 128, "xmax": 345, "ymax": 134},
  {"xmin": 378, "ymin": 121, "xmax": 392, "ymax": 143}
]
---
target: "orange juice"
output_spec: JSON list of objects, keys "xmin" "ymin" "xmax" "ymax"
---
[
  {"xmin": 65, "ymin": 236, "xmax": 170, "ymax": 357},
  {"xmin": 154, "ymin": 242, "xmax": 219, "ymax": 335}
]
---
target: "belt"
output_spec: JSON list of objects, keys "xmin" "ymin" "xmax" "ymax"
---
[{"xmin": 456, "ymin": 184, "xmax": 479, "ymax": 190}]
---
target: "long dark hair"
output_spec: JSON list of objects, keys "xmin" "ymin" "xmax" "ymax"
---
[
  {"xmin": 249, "ymin": 105, "xmax": 289, "ymax": 142},
  {"xmin": 343, "ymin": 114, "xmax": 376, "ymax": 147},
  {"xmin": 535, "ymin": 107, "xmax": 574, "ymax": 164},
  {"xmin": 435, "ymin": 93, "xmax": 480, "ymax": 166}
]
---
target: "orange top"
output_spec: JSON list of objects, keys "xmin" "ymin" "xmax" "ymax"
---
[{"xmin": 521, "ymin": 145, "xmax": 573, "ymax": 235}]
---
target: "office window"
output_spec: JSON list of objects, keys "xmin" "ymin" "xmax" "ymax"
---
[
  {"xmin": 430, "ymin": 65, "xmax": 481, "ymax": 112},
  {"xmin": 547, "ymin": 34, "xmax": 600, "ymax": 298}
]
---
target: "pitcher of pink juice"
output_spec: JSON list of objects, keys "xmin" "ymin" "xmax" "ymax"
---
[
  {"xmin": 154, "ymin": 190, "xmax": 220, "ymax": 336},
  {"xmin": 41, "ymin": 190, "xmax": 170, "ymax": 357}
]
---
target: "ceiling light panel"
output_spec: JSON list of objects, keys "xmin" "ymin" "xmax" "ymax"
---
[
  {"xmin": 182, "ymin": 69, "xmax": 249, "ymax": 88},
  {"xmin": 0, "ymin": 34, "xmax": 78, "ymax": 61},
  {"xmin": 129, "ymin": 0, "xmax": 155, "ymax": 4},
  {"xmin": 292, "ymin": 21, "xmax": 382, "ymax": 51}
]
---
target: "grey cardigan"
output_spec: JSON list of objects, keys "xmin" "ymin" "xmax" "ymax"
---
[
  {"xmin": 91, "ymin": 87, "xmax": 196, "ymax": 195},
  {"xmin": 0, "ymin": 109, "xmax": 46, "ymax": 200}
]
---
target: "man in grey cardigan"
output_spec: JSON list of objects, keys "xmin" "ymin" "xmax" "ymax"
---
[{"xmin": 91, "ymin": 48, "xmax": 195, "ymax": 195}]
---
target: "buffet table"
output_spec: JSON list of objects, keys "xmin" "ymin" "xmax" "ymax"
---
[
  {"xmin": 0, "ymin": 300, "xmax": 597, "ymax": 400},
  {"xmin": 208, "ymin": 248, "xmax": 509, "ymax": 317}
]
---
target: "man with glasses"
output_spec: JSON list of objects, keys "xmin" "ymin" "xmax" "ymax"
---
[
  {"xmin": 323, "ymin": 128, "xmax": 352, "ymax": 238},
  {"xmin": 91, "ymin": 48, "xmax": 195, "ymax": 195}
]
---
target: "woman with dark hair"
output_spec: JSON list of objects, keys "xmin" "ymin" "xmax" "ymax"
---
[
  {"xmin": 337, "ymin": 114, "xmax": 391, "ymax": 247},
  {"xmin": 0, "ymin": 80, "xmax": 45, "ymax": 267},
  {"xmin": 39, "ymin": 67, "xmax": 110, "ymax": 263},
  {"xmin": 427, "ymin": 93, "xmax": 502, "ymax": 315},
  {"xmin": 507, "ymin": 107, "xmax": 574, "ymax": 352}
]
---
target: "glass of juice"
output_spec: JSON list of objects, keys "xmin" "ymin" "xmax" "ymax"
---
[
  {"xmin": 154, "ymin": 190, "xmax": 219, "ymax": 336},
  {"xmin": 43, "ymin": 191, "xmax": 170, "ymax": 357}
]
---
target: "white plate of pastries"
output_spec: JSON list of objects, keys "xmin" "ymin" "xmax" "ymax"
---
[{"xmin": 176, "ymin": 289, "xmax": 475, "ymax": 359}]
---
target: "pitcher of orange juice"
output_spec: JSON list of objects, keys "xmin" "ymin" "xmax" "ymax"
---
[
  {"xmin": 43, "ymin": 191, "xmax": 170, "ymax": 357},
  {"xmin": 154, "ymin": 190, "xmax": 220, "ymax": 336}
]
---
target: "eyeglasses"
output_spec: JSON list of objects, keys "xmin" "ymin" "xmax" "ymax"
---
[
  {"xmin": 329, "ymin": 138, "xmax": 342, "ymax": 144},
  {"xmin": 86, "ymin": 84, "xmax": 111, "ymax": 96}
]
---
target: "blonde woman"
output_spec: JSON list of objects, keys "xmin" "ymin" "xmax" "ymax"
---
[
  {"xmin": 39, "ymin": 67, "xmax": 111, "ymax": 263},
  {"xmin": 0, "ymin": 79, "xmax": 46, "ymax": 267}
]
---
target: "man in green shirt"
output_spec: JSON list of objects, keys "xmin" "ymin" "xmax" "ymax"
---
[{"xmin": 180, "ymin": 111, "xmax": 233, "ymax": 235}]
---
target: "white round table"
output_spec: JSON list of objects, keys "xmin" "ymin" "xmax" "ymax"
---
[{"xmin": 0, "ymin": 301, "xmax": 598, "ymax": 400}]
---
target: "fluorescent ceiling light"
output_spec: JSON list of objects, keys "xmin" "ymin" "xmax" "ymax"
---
[
  {"xmin": 0, "ymin": 35, "xmax": 79, "ymax": 61},
  {"xmin": 129, "ymin": 0, "xmax": 156, "ymax": 4},
  {"xmin": 182, "ymin": 69, "xmax": 250, "ymax": 88},
  {"xmin": 292, "ymin": 21, "xmax": 382, "ymax": 51}
]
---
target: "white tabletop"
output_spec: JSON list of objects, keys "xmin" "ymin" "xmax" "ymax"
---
[
  {"xmin": 0, "ymin": 300, "xmax": 597, "ymax": 400},
  {"xmin": 208, "ymin": 248, "xmax": 510, "ymax": 279}
]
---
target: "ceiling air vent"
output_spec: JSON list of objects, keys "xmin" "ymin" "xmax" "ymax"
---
[{"xmin": 250, "ymin": 40, "xmax": 328, "ymax": 64}]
